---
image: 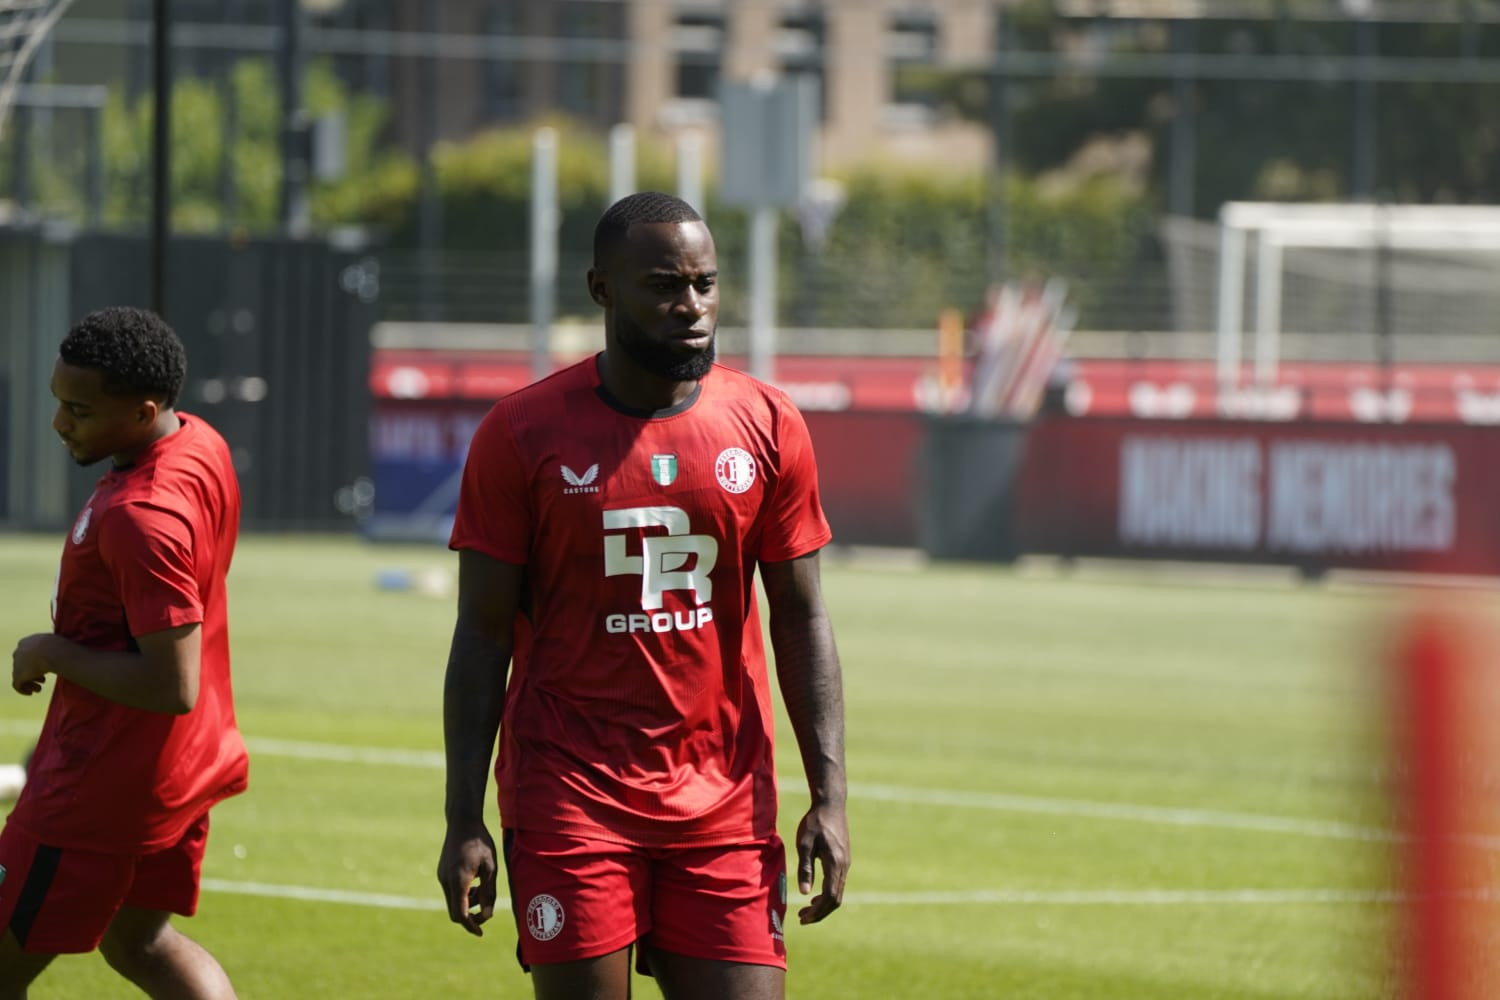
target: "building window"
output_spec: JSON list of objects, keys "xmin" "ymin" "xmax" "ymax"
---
[
  {"xmin": 888, "ymin": 8, "xmax": 940, "ymax": 125},
  {"xmin": 483, "ymin": 0, "xmax": 523, "ymax": 121},
  {"xmin": 673, "ymin": 4, "xmax": 725, "ymax": 103},
  {"xmin": 558, "ymin": 0, "xmax": 623, "ymax": 124},
  {"xmin": 776, "ymin": 6, "xmax": 827, "ymax": 120}
]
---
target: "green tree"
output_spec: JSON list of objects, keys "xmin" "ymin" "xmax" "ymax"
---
[{"xmin": 39, "ymin": 58, "xmax": 412, "ymax": 232}]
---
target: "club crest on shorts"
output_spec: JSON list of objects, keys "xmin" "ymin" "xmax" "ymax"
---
[
  {"xmin": 526, "ymin": 893, "xmax": 565, "ymax": 941},
  {"xmin": 715, "ymin": 447, "xmax": 756, "ymax": 494}
]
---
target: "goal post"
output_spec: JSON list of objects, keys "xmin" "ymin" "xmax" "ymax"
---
[
  {"xmin": 1214, "ymin": 202, "xmax": 1500, "ymax": 388},
  {"xmin": 0, "ymin": 0, "xmax": 79, "ymax": 144}
]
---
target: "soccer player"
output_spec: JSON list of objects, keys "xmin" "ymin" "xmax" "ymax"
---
[
  {"xmin": 0, "ymin": 307, "xmax": 248, "ymax": 999},
  {"xmin": 438, "ymin": 191, "xmax": 851, "ymax": 1000}
]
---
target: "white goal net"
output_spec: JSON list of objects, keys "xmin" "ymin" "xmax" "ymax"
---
[
  {"xmin": 1162, "ymin": 204, "xmax": 1500, "ymax": 380},
  {"xmin": 0, "ymin": 0, "xmax": 78, "ymax": 143}
]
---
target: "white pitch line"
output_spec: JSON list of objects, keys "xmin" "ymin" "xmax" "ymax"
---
[
  {"xmin": 246, "ymin": 736, "xmax": 444, "ymax": 769},
  {"xmin": 200, "ymin": 878, "xmax": 445, "ymax": 912},
  {"xmin": 0, "ymin": 725, "xmax": 1428, "ymax": 846},
  {"xmin": 851, "ymin": 782, "xmax": 1402, "ymax": 844},
  {"xmin": 197, "ymin": 878, "xmax": 1406, "ymax": 912},
  {"xmin": 236, "ymin": 736, "xmax": 1404, "ymax": 845}
]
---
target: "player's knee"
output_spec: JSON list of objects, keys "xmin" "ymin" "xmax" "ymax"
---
[
  {"xmin": 0, "ymin": 931, "xmax": 55, "ymax": 994},
  {"xmin": 99, "ymin": 917, "xmax": 172, "ymax": 976}
]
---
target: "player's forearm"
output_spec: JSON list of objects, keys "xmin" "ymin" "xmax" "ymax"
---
[
  {"xmin": 36, "ymin": 634, "xmax": 196, "ymax": 713},
  {"xmin": 442, "ymin": 623, "xmax": 510, "ymax": 826},
  {"xmin": 771, "ymin": 615, "xmax": 849, "ymax": 808}
]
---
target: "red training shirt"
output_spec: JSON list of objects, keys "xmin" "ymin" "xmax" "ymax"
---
[
  {"xmin": 450, "ymin": 356, "xmax": 832, "ymax": 848},
  {"xmin": 8, "ymin": 414, "xmax": 250, "ymax": 853}
]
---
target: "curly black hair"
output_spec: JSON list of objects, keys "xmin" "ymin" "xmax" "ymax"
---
[
  {"xmin": 59, "ymin": 306, "xmax": 187, "ymax": 408},
  {"xmin": 592, "ymin": 191, "xmax": 705, "ymax": 268}
]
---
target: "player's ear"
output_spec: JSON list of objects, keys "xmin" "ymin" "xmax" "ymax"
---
[
  {"xmin": 135, "ymin": 397, "xmax": 160, "ymax": 425},
  {"xmin": 587, "ymin": 268, "xmax": 611, "ymax": 309}
]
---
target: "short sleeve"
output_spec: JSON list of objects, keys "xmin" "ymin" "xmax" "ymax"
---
[
  {"xmin": 97, "ymin": 503, "xmax": 203, "ymax": 637},
  {"xmin": 449, "ymin": 402, "xmax": 533, "ymax": 563},
  {"xmin": 757, "ymin": 397, "xmax": 833, "ymax": 562}
]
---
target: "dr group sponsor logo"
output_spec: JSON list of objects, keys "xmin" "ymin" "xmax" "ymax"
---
[
  {"xmin": 602, "ymin": 505, "xmax": 719, "ymax": 635},
  {"xmin": 605, "ymin": 607, "xmax": 716, "ymax": 634}
]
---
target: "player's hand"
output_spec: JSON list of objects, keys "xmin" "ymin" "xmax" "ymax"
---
[
  {"xmin": 794, "ymin": 800, "xmax": 850, "ymax": 924},
  {"xmin": 11, "ymin": 634, "xmax": 54, "ymax": 697},
  {"xmin": 438, "ymin": 821, "xmax": 499, "ymax": 936}
]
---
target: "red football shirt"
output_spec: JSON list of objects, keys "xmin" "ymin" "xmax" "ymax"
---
[
  {"xmin": 8, "ymin": 414, "xmax": 249, "ymax": 853},
  {"xmin": 450, "ymin": 357, "xmax": 832, "ymax": 847}
]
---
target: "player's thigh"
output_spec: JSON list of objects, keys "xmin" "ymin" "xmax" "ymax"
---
[
  {"xmin": 644, "ymin": 949, "xmax": 785, "ymax": 1000},
  {"xmin": 0, "ymin": 822, "xmax": 135, "ymax": 956},
  {"xmin": 504, "ymin": 829, "xmax": 650, "ymax": 968},
  {"xmin": 644, "ymin": 835, "xmax": 787, "ymax": 971},
  {"xmin": 529, "ymin": 945, "xmax": 634, "ymax": 1000}
]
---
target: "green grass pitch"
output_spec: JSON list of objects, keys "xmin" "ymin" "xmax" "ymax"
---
[{"xmin": 0, "ymin": 532, "xmax": 1436, "ymax": 998}]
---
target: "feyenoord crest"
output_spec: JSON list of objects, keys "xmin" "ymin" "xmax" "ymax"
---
[
  {"xmin": 715, "ymin": 447, "xmax": 756, "ymax": 494},
  {"xmin": 650, "ymin": 454, "xmax": 678, "ymax": 486},
  {"xmin": 526, "ymin": 894, "xmax": 565, "ymax": 941}
]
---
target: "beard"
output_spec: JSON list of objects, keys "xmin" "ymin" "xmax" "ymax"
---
[{"xmin": 613, "ymin": 312, "xmax": 716, "ymax": 381}]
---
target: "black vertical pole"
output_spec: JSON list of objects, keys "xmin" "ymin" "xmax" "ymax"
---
[
  {"xmin": 1168, "ymin": 19, "xmax": 1197, "ymax": 219},
  {"xmin": 9, "ymin": 104, "xmax": 28, "ymax": 211},
  {"xmin": 219, "ymin": 0, "xmax": 242, "ymax": 231},
  {"xmin": 150, "ymin": 0, "xmax": 170, "ymax": 318},
  {"xmin": 278, "ymin": 0, "xmax": 307, "ymax": 234},
  {"xmin": 85, "ymin": 104, "xmax": 103, "ymax": 226},
  {"xmin": 418, "ymin": 4, "xmax": 443, "ymax": 320},
  {"xmin": 1351, "ymin": 16, "xmax": 1377, "ymax": 200},
  {"xmin": 1375, "ymin": 201, "xmax": 1393, "ymax": 391}
]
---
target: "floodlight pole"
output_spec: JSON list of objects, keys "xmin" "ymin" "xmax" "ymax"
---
[
  {"xmin": 986, "ymin": 4, "xmax": 1011, "ymax": 282},
  {"xmin": 530, "ymin": 127, "xmax": 558, "ymax": 382},
  {"xmin": 149, "ymin": 0, "xmax": 171, "ymax": 319},
  {"xmin": 747, "ymin": 206, "xmax": 777, "ymax": 382},
  {"xmin": 676, "ymin": 131, "xmax": 705, "ymax": 218},
  {"xmin": 608, "ymin": 123, "xmax": 636, "ymax": 205}
]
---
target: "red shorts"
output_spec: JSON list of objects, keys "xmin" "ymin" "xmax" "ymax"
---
[
  {"xmin": 502, "ymin": 829, "xmax": 788, "ymax": 971},
  {"xmin": 0, "ymin": 814, "xmax": 209, "ymax": 954}
]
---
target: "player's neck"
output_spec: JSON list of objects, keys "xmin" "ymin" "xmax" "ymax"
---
[
  {"xmin": 112, "ymin": 410, "xmax": 182, "ymax": 468},
  {"xmin": 596, "ymin": 351, "xmax": 699, "ymax": 412}
]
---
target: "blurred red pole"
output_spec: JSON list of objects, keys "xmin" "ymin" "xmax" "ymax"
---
[
  {"xmin": 1398, "ymin": 603, "xmax": 1500, "ymax": 1000},
  {"xmin": 1402, "ymin": 612, "xmax": 1458, "ymax": 1000}
]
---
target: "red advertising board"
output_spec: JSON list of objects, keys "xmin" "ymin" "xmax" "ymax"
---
[{"xmin": 1012, "ymin": 417, "xmax": 1500, "ymax": 576}]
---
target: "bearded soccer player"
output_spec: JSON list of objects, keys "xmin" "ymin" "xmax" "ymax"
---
[
  {"xmin": 0, "ymin": 307, "xmax": 248, "ymax": 999},
  {"xmin": 437, "ymin": 191, "xmax": 851, "ymax": 1000}
]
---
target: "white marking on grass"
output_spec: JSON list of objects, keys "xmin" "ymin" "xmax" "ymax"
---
[
  {"xmin": 246, "ymin": 737, "xmax": 444, "ymax": 769},
  {"xmin": 200, "ymin": 878, "xmax": 445, "ymax": 912},
  {"xmin": 851, "ymin": 782, "xmax": 1402, "ymax": 844},
  {"xmin": 197, "ymin": 878, "xmax": 1405, "ymax": 912},
  {"xmin": 847, "ymin": 888, "xmax": 1407, "ymax": 905},
  {"xmin": 242, "ymin": 737, "xmax": 1413, "ymax": 845},
  {"xmin": 0, "ymin": 728, "xmax": 1478, "ymax": 848}
]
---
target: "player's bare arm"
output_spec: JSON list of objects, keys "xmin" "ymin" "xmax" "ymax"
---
[
  {"xmin": 11, "ymin": 623, "xmax": 202, "ymax": 713},
  {"xmin": 760, "ymin": 550, "xmax": 851, "ymax": 925},
  {"xmin": 438, "ymin": 548, "xmax": 523, "ymax": 937}
]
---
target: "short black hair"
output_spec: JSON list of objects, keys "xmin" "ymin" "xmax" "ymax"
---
[
  {"xmin": 59, "ymin": 306, "xmax": 187, "ymax": 408},
  {"xmin": 593, "ymin": 191, "xmax": 704, "ymax": 268}
]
